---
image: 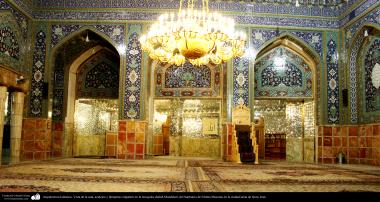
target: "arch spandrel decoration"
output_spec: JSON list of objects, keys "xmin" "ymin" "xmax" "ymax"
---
[
  {"xmin": 51, "ymin": 24, "xmax": 125, "ymax": 48},
  {"xmin": 254, "ymin": 46, "xmax": 313, "ymax": 99},
  {"xmin": 155, "ymin": 61, "xmax": 221, "ymax": 98}
]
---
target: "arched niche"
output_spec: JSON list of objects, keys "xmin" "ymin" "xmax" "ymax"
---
[
  {"xmin": 49, "ymin": 28, "xmax": 120, "ymax": 157},
  {"xmin": 351, "ymin": 24, "xmax": 380, "ymax": 123},
  {"xmin": 254, "ymin": 36, "xmax": 318, "ymax": 101},
  {"xmin": 253, "ymin": 36, "xmax": 319, "ymax": 163},
  {"xmin": 0, "ymin": 12, "xmax": 25, "ymax": 73}
]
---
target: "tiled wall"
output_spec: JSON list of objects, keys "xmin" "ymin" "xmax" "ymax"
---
[
  {"xmin": 117, "ymin": 120, "xmax": 146, "ymax": 160},
  {"xmin": 21, "ymin": 118, "xmax": 52, "ymax": 161},
  {"xmin": 318, "ymin": 124, "xmax": 380, "ymax": 165}
]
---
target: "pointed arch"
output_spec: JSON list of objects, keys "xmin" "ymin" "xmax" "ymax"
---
[
  {"xmin": 350, "ymin": 23, "xmax": 380, "ymax": 50},
  {"xmin": 0, "ymin": 12, "xmax": 25, "ymax": 72},
  {"xmin": 48, "ymin": 28, "xmax": 122, "ymax": 157},
  {"xmin": 348, "ymin": 23, "xmax": 380, "ymax": 123},
  {"xmin": 65, "ymin": 45, "xmax": 108, "ymax": 123},
  {"xmin": 255, "ymin": 32, "xmax": 321, "ymax": 66},
  {"xmin": 252, "ymin": 34, "xmax": 319, "ymax": 163},
  {"xmin": 254, "ymin": 34, "xmax": 318, "ymax": 101},
  {"xmin": 49, "ymin": 28, "xmax": 121, "ymax": 121},
  {"xmin": 51, "ymin": 26, "xmax": 119, "ymax": 55}
]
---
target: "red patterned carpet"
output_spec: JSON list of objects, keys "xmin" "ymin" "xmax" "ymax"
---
[{"xmin": 0, "ymin": 157, "xmax": 380, "ymax": 192}]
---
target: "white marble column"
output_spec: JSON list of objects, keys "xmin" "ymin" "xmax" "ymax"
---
[
  {"xmin": 0, "ymin": 86, "xmax": 7, "ymax": 164},
  {"xmin": 10, "ymin": 91, "xmax": 25, "ymax": 163}
]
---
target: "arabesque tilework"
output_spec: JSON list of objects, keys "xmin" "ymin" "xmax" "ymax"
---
[
  {"xmin": 326, "ymin": 34, "xmax": 339, "ymax": 124},
  {"xmin": 254, "ymin": 47, "xmax": 312, "ymax": 98},
  {"xmin": 0, "ymin": 0, "xmax": 28, "ymax": 40},
  {"xmin": 233, "ymin": 57, "xmax": 249, "ymax": 106},
  {"xmin": 0, "ymin": 12, "xmax": 23, "ymax": 73},
  {"xmin": 76, "ymin": 51, "xmax": 119, "ymax": 99},
  {"xmin": 29, "ymin": 27, "xmax": 46, "ymax": 117},
  {"xmin": 155, "ymin": 62, "xmax": 221, "ymax": 97},
  {"xmin": 124, "ymin": 24, "xmax": 142, "ymax": 119}
]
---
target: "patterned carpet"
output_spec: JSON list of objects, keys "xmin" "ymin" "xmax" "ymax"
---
[{"xmin": 0, "ymin": 157, "xmax": 380, "ymax": 192}]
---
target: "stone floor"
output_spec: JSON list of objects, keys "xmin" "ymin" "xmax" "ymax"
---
[{"xmin": 0, "ymin": 156, "xmax": 380, "ymax": 192}]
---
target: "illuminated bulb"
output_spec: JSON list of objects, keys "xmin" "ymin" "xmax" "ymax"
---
[
  {"xmin": 364, "ymin": 29, "xmax": 369, "ymax": 37},
  {"xmin": 85, "ymin": 33, "xmax": 89, "ymax": 42},
  {"xmin": 295, "ymin": 0, "xmax": 300, "ymax": 7}
]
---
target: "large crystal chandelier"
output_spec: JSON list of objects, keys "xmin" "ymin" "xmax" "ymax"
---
[{"xmin": 139, "ymin": 0, "xmax": 246, "ymax": 66}]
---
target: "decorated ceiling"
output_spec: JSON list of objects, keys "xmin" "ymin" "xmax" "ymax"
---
[
  {"xmin": 31, "ymin": 0, "xmax": 351, "ymax": 8},
  {"xmin": 13, "ymin": 0, "xmax": 360, "ymax": 20}
]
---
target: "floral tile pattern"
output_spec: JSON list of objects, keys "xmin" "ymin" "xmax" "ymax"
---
[{"xmin": 254, "ymin": 47, "xmax": 312, "ymax": 98}]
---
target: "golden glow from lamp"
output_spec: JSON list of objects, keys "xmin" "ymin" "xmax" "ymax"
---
[
  {"xmin": 139, "ymin": 0, "xmax": 246, "ymax": 66},
  {"xmin": 154, "ymin": 112, "xmax": 168, "ymax": 123}
]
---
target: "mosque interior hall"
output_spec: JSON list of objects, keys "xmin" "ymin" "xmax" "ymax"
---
[{"xmin": 0, "ymin": 0, "xmax": 380, "ymax": 192}]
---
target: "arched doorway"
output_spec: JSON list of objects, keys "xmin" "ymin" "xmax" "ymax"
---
[
  {"xmin": 253, "ymin": 36, "xmax": 318, "ymax": 162},
  {"xmin": 50, "ymin": 29, "xmax": 120, "ymax": 157}
]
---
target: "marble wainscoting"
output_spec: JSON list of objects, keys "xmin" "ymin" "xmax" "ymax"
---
[
  {"xmin": 169, "ymin": 136, "xmax": 220, "ymax": 158},
  {"xmin": 74, "ymin": 135, "xmax": 105, "ymax": 157},
  {"xmin": 52, "ymin": 122, "xmax": 64, "ymax": 158},
  {"xmin": 21, "ymin": 118, "xmax": 52, "ymax": 161},
  {"xmin": 286, "ymin": 137, "xmax": 303, "ymax": 162},
  {"xmin": 117, "ymin": 120, "xmax": 147, "ymax": 160},
  {"xmin": 317, "ymin": 124, "xmax": 380, "ymax": 166},
  {"xmin": 304, "ymin": 136, "xmax": 315, "ymax": 163},
  {"xmin": 285, "ymin": 137, "xmax": 315, "ymax": 163}
]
